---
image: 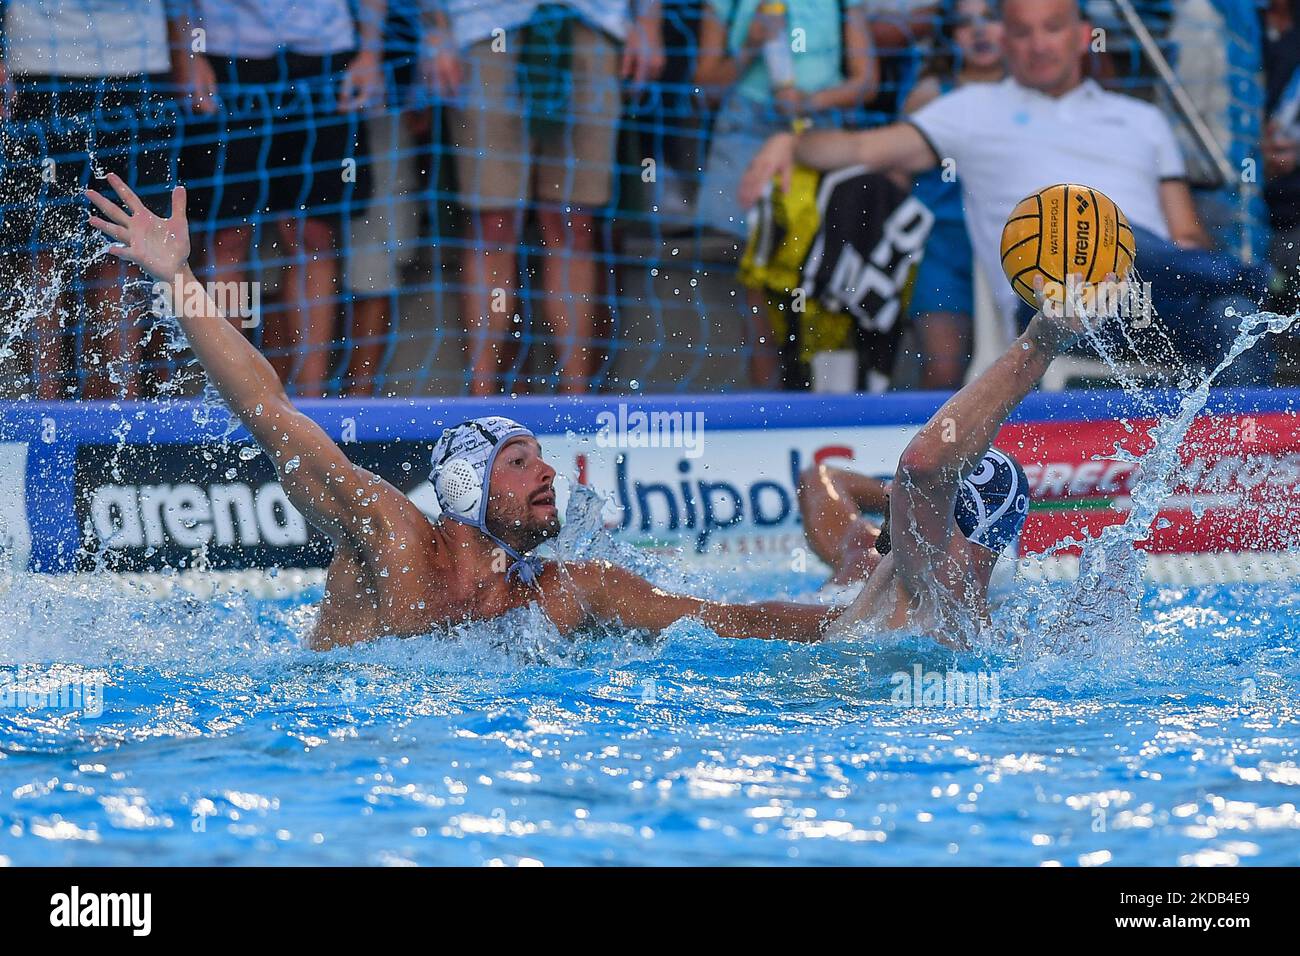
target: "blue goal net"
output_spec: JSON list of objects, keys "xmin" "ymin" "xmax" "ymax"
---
[{"xmin": 0, "ymin": 0, "xmax": 1276, "ymax": 400}]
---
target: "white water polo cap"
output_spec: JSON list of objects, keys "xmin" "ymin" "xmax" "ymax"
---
[{"xmin": 430, "ymin": 417, "xmax": 542, "ymax": 585}]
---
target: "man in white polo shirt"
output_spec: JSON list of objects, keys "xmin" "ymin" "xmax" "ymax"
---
[{"xmin": 740, "ymin": 0, "xmax": 1274, "ymax": 386}]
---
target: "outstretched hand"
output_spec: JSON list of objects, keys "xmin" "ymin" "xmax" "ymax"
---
[
  {"xmin": 1026, "ymin": 271, "xmax": 1119, "ymax": 353},
  {"xmin": 85, "ymin": 174, "xmax": 191, "ymax": 284},
  {"xmin": 738, "ymin": 132, "xmax": 796, "ymax": 209}
]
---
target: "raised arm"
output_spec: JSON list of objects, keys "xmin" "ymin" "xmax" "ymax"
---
[
  {"xmin": 568, "ymin": 561, "xmax": 838, "ymax": 643},
  {"xmin": 85, "ymin": 176, "xmax": 390, "ymax": 548},
  {"xmin": 889, "ymin": 308, "xmax": 1080, "ymax": 591},
  {"xmin": 738, "ymin": 121, "xmax": 936, "ymax": 207},
  {"xmin": 794, "ymin": 121, "xmax": 937, "ymax": 174}
]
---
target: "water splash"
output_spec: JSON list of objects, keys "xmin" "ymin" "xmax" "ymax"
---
[
  {"xmin": 547, "ymin": 480, "xmax": 709, "ymax": 596},
  {"xmin": 1007, "ymin": 306, "xmax": 1300, "ymax": 661}
]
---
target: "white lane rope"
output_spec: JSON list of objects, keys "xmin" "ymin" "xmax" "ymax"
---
[{"xmin": 16, "ymin": 551, "xmax": 1300, "ymax": 600}]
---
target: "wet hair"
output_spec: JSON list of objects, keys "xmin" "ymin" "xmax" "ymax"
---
[{"xmin": 875, "ymin": 495, "xmax": 892, "ymax": 556}]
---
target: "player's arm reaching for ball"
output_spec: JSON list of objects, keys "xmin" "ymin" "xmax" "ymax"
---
[
  {"xmin": 887, "ymin": 301, "xmax": 1086, "ymax": 594},
  {"xmin": 566, "ymin": 561, "xmax": 840, "ymax": 643},
  {"xmin": 85, "ymin": 177, "xmax": 396, "ymax": 550}
]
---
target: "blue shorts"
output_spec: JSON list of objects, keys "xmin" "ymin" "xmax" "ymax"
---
[{"xmin": 909, "ymin": 219, "xmax": 974, "ymax": 316}]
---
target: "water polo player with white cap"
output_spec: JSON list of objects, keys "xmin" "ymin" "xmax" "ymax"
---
[
  {"xmin": 418, "ymin": 416, "xmax": 839, "ymax": 643},
  {"xmin": 429, "ymin": 417, "xmax": 556, "ymax": 586}
]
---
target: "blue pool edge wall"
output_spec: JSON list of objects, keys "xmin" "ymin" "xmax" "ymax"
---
[{"xmin": 3, "ymin": 388, "xmax": 1299, "ymax": 573}]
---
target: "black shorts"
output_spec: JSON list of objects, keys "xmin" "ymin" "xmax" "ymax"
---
[
  {"xmin": 0, "ymin": 74, "xmax": 178, "ymax": 252},
  {"xmin": 181, "ymin": 51, "xmax": 372, "ymax": 229}
]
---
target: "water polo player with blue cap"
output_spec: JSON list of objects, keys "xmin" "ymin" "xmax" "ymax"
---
[
  {"xmin": 800, "ymin": 447, "xmax": 1029, "ymax": 594},
  {"xmin": 874, "ymin": 447, "xmax": 1030, "ymax": 559},
  {"xmin": 825, "ymin": 302, "xmax": 1087, "ymax": 642}
]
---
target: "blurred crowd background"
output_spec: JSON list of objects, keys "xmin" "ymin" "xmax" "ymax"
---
[{"xmin": 0, "ymin": 0, "xmax": 1297, "ymax": 400}]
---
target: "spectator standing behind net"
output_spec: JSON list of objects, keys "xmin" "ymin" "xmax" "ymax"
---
[
  {"xmin": 694, "ymin": 0, "xmax": 878, "ymax": 388},
  {"xmin": 899, "ymin": 0, "xmax": 1004, "ymax": 390},
  {"xmin": 342, "ymin": 2, "xmax": 426, "ymax": 397},
  {"xmin": 861, "ymin": 0, "xmax": 940, "ymax": 115},
  {"xmin": 741, "ymin": 0, "xmax": 1276, "ymax": 387},
  {"xmin": 1262, "ymin": 0, "xmax": 1300, "ymax": 347},
  {"xmin": 0, "ymin": 0, "xmax": 185, "ymax": 400},
  {"xmin": 862, "ymin": 0, "xmax": 940, "ymax": 50},
  {"xmin": 177, "ymin": 0, "xmax": 385, "ymax": 398},
  {"xmin": 426, "ymin": 1, "xmax": 665, "ymax": 397}
]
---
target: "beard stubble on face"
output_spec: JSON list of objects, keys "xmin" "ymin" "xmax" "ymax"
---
[{"xmin": 485, "ymin": 493, "xmax": 561, "ymax": 555}]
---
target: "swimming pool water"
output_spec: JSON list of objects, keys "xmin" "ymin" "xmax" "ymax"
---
[{"xmin": 1, "ymin": 567, "xmax": 1298, "ymax": 866}]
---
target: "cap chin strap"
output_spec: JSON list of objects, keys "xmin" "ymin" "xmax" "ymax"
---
[
  {"xmin": 485, "ymin": 527, "xmax": 543, "ymax": 587},
  {"xmin": 508, "ymin": 561, "xmax": 541, "ymax": 587},
  {"xmin": 435, "ymin": 424, "xmax": 544, "ymax": 587},
  {"xmin": 443, "ymin": 513, "xmax": 542, "ymax": 587}
]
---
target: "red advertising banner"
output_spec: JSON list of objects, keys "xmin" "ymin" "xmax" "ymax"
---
[{"xmin": 997, "ymin": 412, "xmax": 1300, "ymax": 554}]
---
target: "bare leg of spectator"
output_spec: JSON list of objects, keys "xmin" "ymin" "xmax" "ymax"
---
[
  {"xmin": 207, "ymin": 225, "xmax": 254, "ymax": 310},
  {"xmin": 343, "ymin": 294, "xmax": 389, "ymax": 397},
  {"xmin": 276, "ymin": 216, "xmax": 339, "ymax": 398},
  {"xmin": 914, "ymin": 311, "xmax": 973, "ymax": 390},
  {"xmin": 464, "ymin": 210, "xmax": 519, "ymax": 396},
  {"xmin": 745, "ymin": 288, "xmax": 780, "ymax": 389},
  {"xmin": 81, "ymin": 258, "xmax": 142, "ymax": 400},
  {"xmin": 537, "ymin": 208, "xmax": 598, "ymax": 394},
  {"xmin": 30, "ymin": 252, "xmax": 67, "ymax": 400},
  {"xmin": 207, "ymin": 224, "xmax": 310, "ymax": 392}
]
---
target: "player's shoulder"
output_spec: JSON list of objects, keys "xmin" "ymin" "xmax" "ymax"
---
[
  {"xmin": 357, "ymin": 466, "xmax": 433, "ymax": 533},
  {"xmin": 552, "ymin": 558, "xmax": 631, "ymax": 587}
]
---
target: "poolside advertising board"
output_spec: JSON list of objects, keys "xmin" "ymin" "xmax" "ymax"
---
[{"xmin": 1, "ymin": 391, "xmax": 1298, "ymax": 573}]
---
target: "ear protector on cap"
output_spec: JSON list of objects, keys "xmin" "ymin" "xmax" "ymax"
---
[
  {"xmin": 429, "ymin": 417, "xmax": 534, "ymax": 527},
  {"xmin": 435, "ymin": 456, "xmax": 482, "ymax": 519}
]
